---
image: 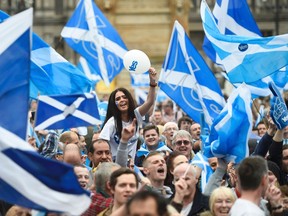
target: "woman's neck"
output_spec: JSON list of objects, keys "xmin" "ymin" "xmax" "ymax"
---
[{"xmin": 121, "ymin": 112, "xmax": 129, "ymax": 122}]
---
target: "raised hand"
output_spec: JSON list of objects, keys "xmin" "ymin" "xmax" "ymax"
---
[
  {"xmin": 268, "ymin": 82, "xmax": 288, "ymax": 130},
  {"xmin": 120, "ymin": 118, "xmax": 137, "ymax": 143}
]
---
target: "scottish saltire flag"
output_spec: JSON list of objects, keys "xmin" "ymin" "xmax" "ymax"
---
[
  {"xmin": 78, "ymin": 56, "xmax": 102, "ymax": 87},
  {"xmin": 0, "ymin": 10, "xmax": 92, "ymax": 99},
  {"xmin": 0, "ymin": 127, "xmax": 90, "ymax": 214},
  {"xmin": 130, "ymin": 72, "xmax": 150, "ymax": 88},
  {"xmin": 35, "ymin": 92, "xmax": 102, "ymax": 130},
  {"xmin": 0, "ymin": 9, "xmax": 32, "ymax": 140},
  {"xmin": 134, "ymin": 88, "xmax": 148, "ymax": 105},
  {"xmin": 254, "ymin": 104, "xmax": 265, "ymax": 128},
  {"xmin": 205, "ymin": 83, "xmax": 252, "ymax": 164},
  {"xmin": 31, "ymin": 34, "xmax": 92, "ymax": 97},
  {"xmin": 200, "ymin": 0, "xmax": 288, "ymax": 83},
  {"xmin": 61, "ymin": 0, "xmax": 127, "ymax": 86},
  {"xmin": 159, "ymin": 20, "xmax": 225, "ymax": 126},
  {"xmin": 191, "ymin": 152, "xmax": 214, "ymax": 192},
  {"xmin": 203, "ymin": 0, "xmax": 261, "ymax": 64},
  {"xmin": 202, "ymin": 0, "xmax": 288, "ymax": 97}
]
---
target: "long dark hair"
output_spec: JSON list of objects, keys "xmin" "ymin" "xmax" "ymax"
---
[{"xmin": 102, "ymin": 88, "xmax": 137, "ymax": 140}]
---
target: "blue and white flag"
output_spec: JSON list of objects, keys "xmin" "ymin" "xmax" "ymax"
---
[
  {"xmin": 0, "ymin": 9, "xmax": 31, "ymax": 140},
  {"xmin": 78, "ymin": 56, "xmax": 102, "ymax": 87},
  {"xmin": 159, "ymin": 20, "xmax": 225, "ymax": 126},
  {"xmin": 202, "ymin": 0, "xmax": 288, "ymax": 97},
  {"xmin": 203, "ymin": 0, "xmax": 261, "ymax": 64},
  {"xmin": 200, "ymin": 0, "xmax": 288, "ymax": 83},
  {"xmin": 35, "ymin": 92, "xmax": 102, "ymax": 130},
  {"xmin": 205, "ymin": 83, "xmax": 252, "ymax": 164},
  {"xmin": 130, "ymin": 72, "xmax": 150, "ymax": 88},
  {"xmin": 134, "ymin": 88, "xmax": 148, "ymax": 105},
  {"xmin": 0, "ymin": 127, "xmax": 90, "ymax": 214},
  {"xmin": 0, "ymin": 10, "xmax": 92, "ymax": 99},
  {"xmin": 61, "ymin": 0, "xmax": 128, "ymax": 86},
  {"xmin": 191, "ymin": 152, "xmax": 214, "ymax": 192}
]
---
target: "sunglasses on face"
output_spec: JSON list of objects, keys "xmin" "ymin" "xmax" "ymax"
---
[{"xmin": 175, "ymin": 140, "xmax": 190, "ymax": 146}]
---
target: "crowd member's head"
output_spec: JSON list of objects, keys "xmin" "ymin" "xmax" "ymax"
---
[
  {"xmin": 208, "ymin": 157, "xmax": 218, "ymax": 172},
  {"xmin": 92, "ymin": 130, "xmax": 101, "ymax": 142},
  {"xmin": 282, "ymin": 145, "xmax": 288, "ymax": 174},
  {"xmin": 174, "ymin": 163, "xmax": 198, "ymax": 201},
  {"xmin": 172, "ymin": 130, "xmax": 193, "ymax": 161},
  {"xmin": 150, "ymin": 109, "xmax": 164, "ymax": 126},
  {"xmin": 63, "ymin": 143, "xmax": 82, "ymax": 166},
  {"xmin": 143, "ymin": 152, "xmax": 167, "ymax": 188},
  {"xmin": 162, "ymin": 100, "xmax": 174, "ymax": 115},
  {"xmin": 267, "ymin": 160, "xmax": 282, "ymax": 186},
  {"xmin": 126, "ymin": 190, "xmax": 169, "ymax": 216},
  {"xmin": 88, "ymin": 139, "xmax": 112, "ymax": 168},
  {"xmin": 143, "ymin": 124, "xmax": 160, "ymax": 151},
  {"xmin": 163, "ymin": 122, "xmax": 178, "ymax": 148},
  {"xmin": 165, "ymin": 151, "xmax": 188, "ymax": 189},
  {"xmin": 178, "ymin": 116, "xmax": 193, "ymax": 132},
  {"xmin": 257, "ymin": 121, "xmax": 267, "ymax": 137},
  {"xmin": 166, "ymin": 151, "xmax": 188, "ymax": 175},
  {"xmin": 108, "ymin": 168, "xmax": 138, "ymax": 208},
  {"xmin": 237, "ymin": 156, "xmax": 269, "ymax": 196},
  {"xmin": 95, "ymin": 162, "xmax": 120, "ymax": 195},
  {"xmin": 102, "ymin": 88, "xmax": 137, "ymax": 140},
  {"xmin": 208, "ymin": 187, "xmax": 236, "ymax": 216},
  {"xmin": 59, "ymin": 131, "xmax": 79, "ymax": 145},
  {"xmin": 190, "ymin": 123, "xmax": 201, "ymax": 140},
  {"xmin": 74, "ymin": 164, "xmax": 90, "ymax": 189}
]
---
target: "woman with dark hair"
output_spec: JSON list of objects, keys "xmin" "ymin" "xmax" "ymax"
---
[{"xmin": 99, "ymin": 68, "xmax": 158, "ymax": 160}]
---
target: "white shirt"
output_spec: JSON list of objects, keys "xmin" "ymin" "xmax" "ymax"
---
[
  {"xmin": 230, "ymin": 198, "xmax": 265, "ymax": 216},
  {"xmin": 99, "ymin": 108, "xmax": 142, "ymax": 159},
  {"xmin": 181, "ymin": 202, "xmax": 193, "ymax": 216}
]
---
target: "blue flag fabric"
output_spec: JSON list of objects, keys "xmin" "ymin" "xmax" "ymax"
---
[
  {"xmin": 191, "ymin": 152, "xmax": 214, "ymax": 192},
  {"xmin": 131, "ymin": 72, "xmax": 150, "ymax": 88},
  {"xmin": 134, "ymin": 88, "xmax": 148, "ymax": 105},
  {"xmin": 77, "ymin": 56, "xmax": 102, "ymax": 88},
  {"xmin": 61, "ymin": 0, "xmax": 128, "ymax": 86},
  {"xmin": 204, "ymin": 83, "xmax": 252, "ymax": 164},
  {"xmin": 202, "ymin": 0, "xmax": 288, "ymax": 97},
  {"xmin": 203, "ymin": 0, "xmax": 261, "ymax": 64},
  {"xmin": 159, "ymin": 20, "xmax": 225, "ymax": 126},
  {"xmin": 200, "ymin": 0, "xmax": 288, "ymax": 83},
  {"xmin": 0, "ymin": 9, "xmax": 31, "ymax": 140},
  {"xmin": 0, "ymin": 127, "xmax": 91, "ymax": 214},
  {"xmin": 136, "ymin": 141, "xmax": 172, "ymax": 157},
  {"xmin": 0, "ymin": 10, "xmax": 92, "ymax": 99},
  {"xmin": 35, "ymin": 92, "xmax": 102, "ymax": 130}
]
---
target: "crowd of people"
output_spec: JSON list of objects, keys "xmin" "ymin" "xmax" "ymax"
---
[{"xmin": 1, "ymin": 67, "xmax": 288, "ymax": 216}]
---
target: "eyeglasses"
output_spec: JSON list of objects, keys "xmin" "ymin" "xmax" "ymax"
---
[
  {"xmin": 175, "ymin": 140, "xmax": 190, "ymax": 146},
  {"xmin": 165, "ymin": 127, "xmax": 177, "ymax": 132}
]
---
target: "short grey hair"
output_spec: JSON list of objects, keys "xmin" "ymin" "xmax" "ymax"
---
[
  {"xmin": 172, "ymin": 130, "xmax": 193, "ymax": 146},
  {"xmin": 95, "ymin": 162, "xmax": 120, "ymax": 191}
]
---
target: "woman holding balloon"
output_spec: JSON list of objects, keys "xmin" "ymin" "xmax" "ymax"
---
[{"xmin": 99, "ymin": 50, "xmax": 158, "ymax": 160}]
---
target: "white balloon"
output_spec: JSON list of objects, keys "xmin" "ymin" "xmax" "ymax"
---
[{"xmin": 123, "ymin": 49, "xmax": 151, "ymax": 74}]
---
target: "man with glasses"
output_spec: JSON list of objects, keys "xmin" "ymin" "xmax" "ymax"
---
[{"xmin": 172, "ymin": 130, "xmax": 195, "ymax": 162}]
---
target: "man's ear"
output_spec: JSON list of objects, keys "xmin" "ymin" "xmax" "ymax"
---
[
  {"xmin": 88, "ymin": 152, "xmax": 92, "ymax": 160},
  {"xmin": 107, "ymin": 181, "xmax": 113, "ymax": 194},
  {"xmin": 143, "ymin": 167, "xmax": 149, "ymax": 176}
]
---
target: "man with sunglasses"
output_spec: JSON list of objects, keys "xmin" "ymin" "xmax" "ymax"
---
[{"xmin": 172, "ymin": 130, "xmax": 195, "ymax": 163}]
